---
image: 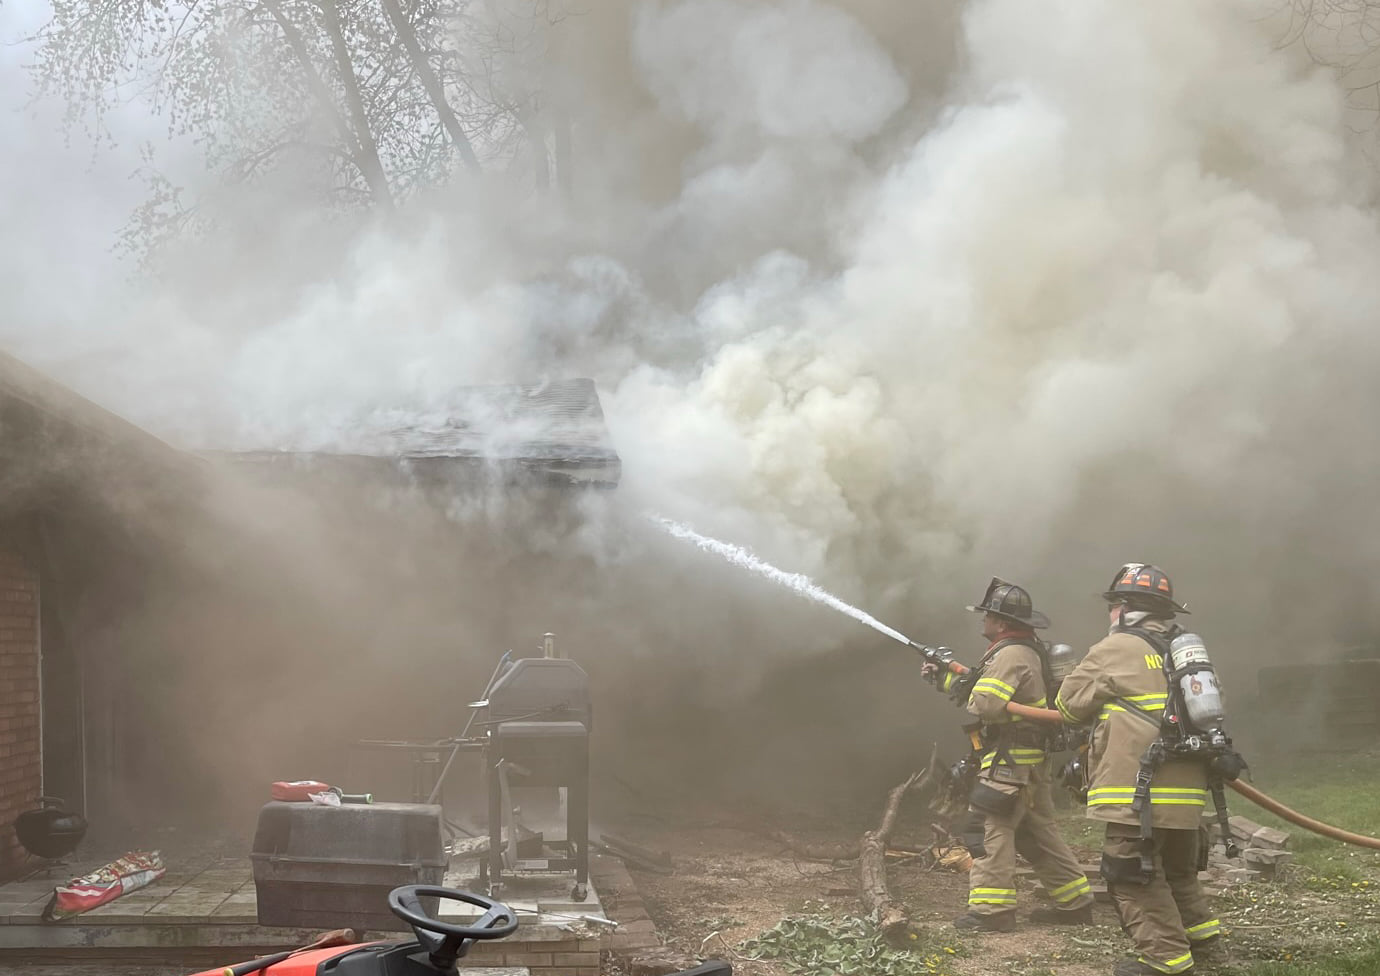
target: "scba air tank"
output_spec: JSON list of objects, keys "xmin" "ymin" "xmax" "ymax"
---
[
  {"xmin": 1045, "ymin": 643, "xmax": 1081, "ymax": 683},
  {"xmin": 1168, "ymin": 632, "xmax": 1226, "ymax": 732}
]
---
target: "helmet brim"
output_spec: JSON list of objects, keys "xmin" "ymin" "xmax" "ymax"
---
[
  {"xmin": 1099, "ymin": 592, "xmax": 1190, "ymax": 614},
  {"xmin": 966, "ymin": 605, "xmax": 1051, "ymax": 629}
]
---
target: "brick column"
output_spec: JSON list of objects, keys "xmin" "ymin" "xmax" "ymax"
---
[{"xmin": 0, "ymin": 550, "xmax": 41, "ymax": 877}]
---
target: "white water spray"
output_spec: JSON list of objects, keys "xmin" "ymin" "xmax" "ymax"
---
[{"xmin": 649, "ymin": 515, "xmax": 920, "ymax": 649}]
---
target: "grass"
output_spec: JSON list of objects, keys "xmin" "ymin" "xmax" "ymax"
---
[
  {"xmin": 1222, "ymin": 939, "xmax": 1380, "ymax": 974},
  {"xmin": 1039, "ymin": 747, "xmax": 1380, "ymax": 974},
  {"xmin": 1234, "ymin": 748, "xmax": 1380, "ymax": 879}
]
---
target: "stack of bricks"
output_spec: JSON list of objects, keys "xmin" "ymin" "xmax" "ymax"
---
[
  {"xmin": 1203, "ymin": 813, "xmax": 1291, "ymax": 883},
  {"xmin": 0, "ymin": 550, "xmax": 40, "ymax": 879},
  {"xmin": 459, "ymin": 932, "xmax": 603, "ymax": 976},
  {"xmin": 588, "ymin": 853, "xmax": 659, "ymax": 954}
]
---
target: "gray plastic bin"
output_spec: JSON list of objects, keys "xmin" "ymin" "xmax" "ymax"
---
[{"xmin": 251, "ymin": 801, "xmax": 446, "ymax": 931}]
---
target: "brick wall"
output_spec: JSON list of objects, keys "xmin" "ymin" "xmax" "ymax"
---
[{"xmin": 0, "ymin": 550, "xmax": 40, "ymax": 878}]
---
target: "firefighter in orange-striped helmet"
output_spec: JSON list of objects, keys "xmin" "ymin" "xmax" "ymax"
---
[
  {"xmin": 1101, "ymin": 563, "xmax": 1188, "ymax": 616},
  {"xmin": 1056, "ymin": 564, "xmax": 1222, "ymax": 975}
]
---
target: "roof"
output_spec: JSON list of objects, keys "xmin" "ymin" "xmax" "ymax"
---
[
  {"xmin": 223, "ymin": 378, "xmax": 622, "ymax": 489},
  {"xmin": 0, "ymin": 349, "xmax": 204, "ymax": 503}
]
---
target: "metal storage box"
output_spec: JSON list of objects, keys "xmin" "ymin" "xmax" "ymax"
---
[{"xmin": 251, "ymin": 801, "xmax": 446, "ymax": 931}]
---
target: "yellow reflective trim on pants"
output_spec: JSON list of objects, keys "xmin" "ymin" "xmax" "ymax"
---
[
  {"xmin": 969, "ymin": 887, "xmax": 1017, "ymax": 906},
  {"xmin": 1138, "ymin": 951, "xmax": 1194, "ymax": 973},
  {"xmin": 1049, "ymin": 877, "xmax": 1092, "ymax": 902},
  {"xmin": 1187, "ymin": 918, "xmax": 1222, "ymax": 940}
]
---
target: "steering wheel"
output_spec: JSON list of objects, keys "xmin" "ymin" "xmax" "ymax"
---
[{"xmin": 387, "ymin": 885, "xmax": 518, "ymax": 970}]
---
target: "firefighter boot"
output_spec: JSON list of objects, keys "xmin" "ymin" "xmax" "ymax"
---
[
  {"xmin": 953, "ymin": 910, "xmax": 1016, "ymax": 932},
  {"xmin": 1191, "ymin": 935, "xmax": 1227, "ymax": 964},
  {"xmin": 1026, "ymin": 903, "xmax": 1094, "ymax": 925}
]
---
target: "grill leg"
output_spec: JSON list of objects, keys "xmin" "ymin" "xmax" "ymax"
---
[
  {"xmin": 571, "ymin": 749, "xmax": 589, "ymax": 900},
  {"xmin": 487, "ymin": 756, "xmax": 503, "ymax": 895}
]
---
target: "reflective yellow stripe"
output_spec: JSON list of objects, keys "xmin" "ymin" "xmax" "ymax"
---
[
  {"xmin": 972, "ymin": 678, "xmax": 1015, "ymax": 702},
  {"xmin": 941, "ymin": 671, "xmax": 955, "ymax": 692},
  {"xmin": 980, "ymin": 748, "xmax": 1046, "ymax": 768},
  {"xmin": 1124, "ymin": 694, "xmax": 1168, "ymax": 703},
  {"xmin": 1138, "ymin": 951, "xmax": 1194, "ymax": 973},
  {"xmin": 1086, "ymin": 787, "xmax": 1208, "ymax": 808},
  {"xmin": 1100, "ymin": 703, "xmax": 1167, "ymax": 719},
  {"xmin": 969, "ymin": 887, "xmax": 1017, "ymax": 905},
  {"xmin": 1186, "ymin": 918, "xmax": 1221, "ymax": 940},
  {"xmin": 1055, "ymin": 694, "xmax": 1084, "ymax": 725},
  {"xmin": 1052, "ymin": 881, "xmax": 1092, "ymax": 904},
  {"xmin": 1049, "ymin": 876, "xmax": 1090, "ymax": 899}
]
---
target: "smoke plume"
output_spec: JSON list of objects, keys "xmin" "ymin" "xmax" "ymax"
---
[{"xmin": 3, "ymin": 0, "xmax": 1379, "ymax": 819}]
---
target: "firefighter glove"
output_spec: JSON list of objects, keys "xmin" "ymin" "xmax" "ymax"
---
[{"xmin": 1210, "ymin": 749, "xmax": 1248, "ymax": 782}]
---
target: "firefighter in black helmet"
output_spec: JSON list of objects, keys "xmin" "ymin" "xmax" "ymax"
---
[{"xmin": 924, "ymin": 578, "xmax": 1093, "ymax": 932}]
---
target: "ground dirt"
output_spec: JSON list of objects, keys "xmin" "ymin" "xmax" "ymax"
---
[{"xmin": 601, "ymin": 807, "xmax": 1380, "ymax": 976}]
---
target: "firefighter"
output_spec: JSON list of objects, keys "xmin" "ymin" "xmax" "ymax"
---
[
  {"xmin": 1054, "ymin": 564, "xmax": 1227, "ymax": 975},
  {"xmin": 924, "ymin": 578, "xmax": 1094, "ymax": 932}
]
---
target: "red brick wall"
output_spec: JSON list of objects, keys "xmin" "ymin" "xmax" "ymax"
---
[{"xmin": 0, "ymin": 550, "xmax": 40, "ymax": 877}]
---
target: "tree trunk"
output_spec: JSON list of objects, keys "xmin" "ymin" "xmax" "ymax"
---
[
  {"xmin": 554, "ymin": 110, "xmax": 572, "ymax": 200},
  {"xmin": 379, "ymin": 0, "xmax": 482, "ymax": 172},
  {"xmin": 317, "ymin": 0, "xmax": 394, "ymax": 210},
  {"xmin": 262, "ymin": 0, "xmax": 392, "ymax": 210},
  {"xmin": 522, "ymin": 113, "xmax": 551, "ymax": 190}
]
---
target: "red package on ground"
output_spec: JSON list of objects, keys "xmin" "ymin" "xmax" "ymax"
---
[
  {"xmin": 42, "ymin": 850, "xmax": 166, "ymax": 921},
  {"xmin": 272, "ymin": 780, "xmax": 331, "ymax": 801}
]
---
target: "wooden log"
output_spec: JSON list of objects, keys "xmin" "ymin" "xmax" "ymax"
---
[{"xmin": 858, "ymin": 744, "xmax": 938, "ymax": 944}]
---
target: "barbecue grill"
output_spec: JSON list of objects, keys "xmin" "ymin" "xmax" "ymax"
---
[
  {"xmin": 478, "ymin": 636, "xmax": 591, "ymax": 900},
  {"xmin": 351, "ymin": 634, "xmax": 593, "ymax": 900}
]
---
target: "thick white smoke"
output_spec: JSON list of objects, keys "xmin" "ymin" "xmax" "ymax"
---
[{"xmin": 6, "ymin": 0, "xmax": 1380, "ymax": 809}]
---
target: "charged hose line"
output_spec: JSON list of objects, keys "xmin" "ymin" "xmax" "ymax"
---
[
  {"xmin": 1225, "ymin": 779, "xmax": 1380, "ymax": 852},
  {"xmin": 971, "ymin": 698, "xmax": 1380, "ymax": 851}
]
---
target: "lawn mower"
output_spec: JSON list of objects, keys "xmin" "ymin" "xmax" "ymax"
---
[{"xmin": 188, "ymin": 883, "xmax": 731, "ymax": 976}]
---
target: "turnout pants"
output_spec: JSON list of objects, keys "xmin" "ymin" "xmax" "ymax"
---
[
  {"xmin": 1102, "ymin": 822, "xmax": 1222, "ymax": 973},
  {"xmin": 966, "ymin": 766, "xmax": 1093, "ymax": 915}
]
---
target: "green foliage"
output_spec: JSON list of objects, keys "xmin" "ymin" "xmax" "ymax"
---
[{"xmin": 741, "ymin": 911, "xmax": 964, "ymax": 976}]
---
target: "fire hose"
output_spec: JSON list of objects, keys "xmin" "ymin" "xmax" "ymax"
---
[{"xmin": 931, "ymin": 658, "xmax": 1380, "ymax": 851}]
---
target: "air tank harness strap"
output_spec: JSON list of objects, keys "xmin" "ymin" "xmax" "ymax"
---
[
  {"xmin": 1131, "ymin": 736, "xmax": 1165, "ymax": 878},
  {"xmin": 1210, "ymin": 776, "xmax": 1240, "ymax": 859},
  {"xmin": 1116, "ymin": 695, "xmax": 1238, "ymax": 875}
]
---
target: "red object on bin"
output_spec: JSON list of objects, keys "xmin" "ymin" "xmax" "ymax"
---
[{"xmin": 271, "ymin": 780, "xmax": 331, "ymax": 802}]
